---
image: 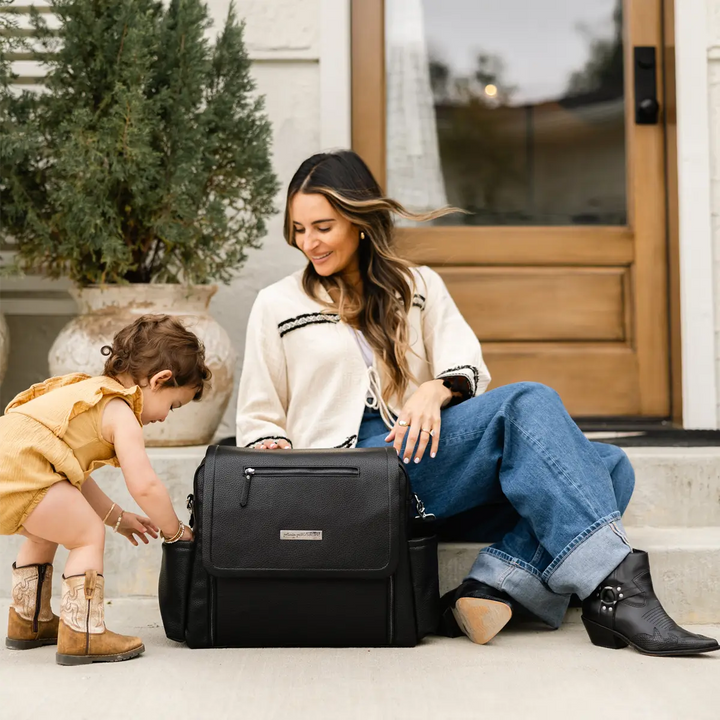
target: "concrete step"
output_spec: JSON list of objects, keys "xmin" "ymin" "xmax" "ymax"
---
[
  {"xmin": 2, "ymin": 526, "xmax": 718, "ymax": 625},
  {"xmin": 1, "ymin": 447, "xmax": 719, "ymax": 625},
  {"xmin": 439, "ymin": 527, "xmax": 720, "ymax": 625},
  {"xmin": 623, "ymin": 447, "xmax": 720, "ymax": 527}
]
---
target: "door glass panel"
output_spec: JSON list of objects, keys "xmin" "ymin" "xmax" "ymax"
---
[{"xmin": 385, "ymin": 0, "xmax": 626, "ymax": 226}]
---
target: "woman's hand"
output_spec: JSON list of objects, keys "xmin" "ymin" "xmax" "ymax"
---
[
  {"xmin": 117, "ymin": 512, "xmax": 159, "ymax": 546},
  {"xmin": 255, "ymin": 439, "xmax": 292, "ymax": 450},
  {"xmin": 385, "ymin": 380, "xmax": 451, "ymax": 464}
]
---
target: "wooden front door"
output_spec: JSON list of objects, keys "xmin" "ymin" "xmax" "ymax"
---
[{"xmin": 352, "ymin": 0, "xmax": 670, "ymax": 417}]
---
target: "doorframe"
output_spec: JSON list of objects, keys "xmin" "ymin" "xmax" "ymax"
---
[
  {"xmin": 673, "ymin": 0, "xmax": 718, "ymax": 429},
  {"xmin": 337, "ymin": 0, "xmax": 692, "ymax": 424}
]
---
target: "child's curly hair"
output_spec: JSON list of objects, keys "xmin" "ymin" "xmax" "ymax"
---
[{"xmin": 102, "ymin": 315, "xmax": 212, "ymax": 400}]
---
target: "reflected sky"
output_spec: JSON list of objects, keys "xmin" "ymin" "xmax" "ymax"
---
[{"xmin": 421, "ymin": 0, "xmax": 618, "ymax": 104}]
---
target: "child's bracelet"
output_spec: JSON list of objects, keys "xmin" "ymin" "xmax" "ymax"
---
[
  {"xmin": 113, "ymin": 510, "xmax": 125, "ymax": 533},
  {"xmin": 162, "ymin": 521, "xmax": 185, "ymax": 544},
  {"xmin": 102, "ymin": 503, "xmax": 116, "ymax": 525}
]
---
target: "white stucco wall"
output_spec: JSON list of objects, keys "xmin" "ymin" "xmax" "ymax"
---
[
  {"xmin": 206, "ymin": 0, "xmax": 351, "ymax": 438},
  {"xmin": 206, "ymin": 0, "xmax": 321, "ymax": 438}
]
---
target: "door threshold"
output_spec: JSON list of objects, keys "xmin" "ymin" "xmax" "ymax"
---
[{"xmin": 578, "ymin": 419, "xmax": 720, "ymax": 447}]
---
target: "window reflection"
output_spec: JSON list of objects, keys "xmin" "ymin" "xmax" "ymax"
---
[{"xmin": 386, "ymin": 0, "xmax": 626, "ymax": 226}]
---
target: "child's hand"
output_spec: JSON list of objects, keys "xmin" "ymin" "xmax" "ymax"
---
[{"xmin": 117, "ymin": 512, "xmax": 159, "ymax": 546}]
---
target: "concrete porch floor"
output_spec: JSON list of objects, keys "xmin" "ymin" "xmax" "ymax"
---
[{"xmin": 1, "ymin": 599, "xmax": 718, "ymax": 720}]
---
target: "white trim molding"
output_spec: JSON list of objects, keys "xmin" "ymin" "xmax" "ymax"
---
[
  {"xmin": 319, "ymin": 0, "xmax": 351, "ymax": 151},
  {"xmin": 674, "ymin": 0, "xmax": 718, "ymax": 428}
]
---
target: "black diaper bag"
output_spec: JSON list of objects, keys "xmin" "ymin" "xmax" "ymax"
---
[{"xmin": 158, "ymin": 445, "xmax": 440, "ymax": 647}]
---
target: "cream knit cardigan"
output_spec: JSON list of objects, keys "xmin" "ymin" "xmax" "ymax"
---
[{"xmin": 235, "ymin": 265, "xmax": 491, "ymax": 449}]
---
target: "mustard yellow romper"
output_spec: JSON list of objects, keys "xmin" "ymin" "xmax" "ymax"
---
[{"xmin": 0, "ymin": 374, "xmax": 143, "ymax": 535}]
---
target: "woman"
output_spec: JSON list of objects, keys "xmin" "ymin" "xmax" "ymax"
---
[{"xmin": 235, "ymin": 150, "xmax": 718, "ymax": 656}]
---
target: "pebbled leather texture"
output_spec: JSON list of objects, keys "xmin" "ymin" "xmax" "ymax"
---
[
  {"xmin": 408, "ymin": 536, "xmax": 441, "ymax": 638},
  {"xmin": 202, "ymin": 446, "xmax": 400, "ymax": 578},
  {"xmin": 158, "ymin": 541, "xmax": 195, "ymax": 643},
  {"xmin": 158, "ymin": 446, "xmax": 441, "ymax": 648},
  {"xmin": 582, "ymin": 550, "xmax": 720, "ymax": 656}
]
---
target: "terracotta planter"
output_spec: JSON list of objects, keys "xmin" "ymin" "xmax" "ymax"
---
[{"xmin": 48, "ymin": 284, "xmax": 235, "ymax": 446}]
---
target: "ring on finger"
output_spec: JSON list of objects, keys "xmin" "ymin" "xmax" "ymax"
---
[
  {"xmin": 420, "ymin": 428, "xmax": 434, "ymax": 436},
  {"xmin": 398, "ymin": 420, "xmax": 409, "ymax": 427}
]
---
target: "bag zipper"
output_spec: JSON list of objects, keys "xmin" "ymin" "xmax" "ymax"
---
[
  {"xmin": 240, "ymin": 467, "xmax": 359, "ymax": 508},
  {"xmin": 243, "ymin": 467, "xmax": 360, "ymax": 477}
]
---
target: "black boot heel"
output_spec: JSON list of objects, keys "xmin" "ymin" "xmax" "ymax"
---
[{"xmin": 582, "ymin": 617, "xmax": 628, "ymax": 649}]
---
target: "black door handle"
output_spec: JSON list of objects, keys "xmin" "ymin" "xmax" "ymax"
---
[{"xmin": 634, "ymin": 47, "xmax": 660, "ymax": 124}]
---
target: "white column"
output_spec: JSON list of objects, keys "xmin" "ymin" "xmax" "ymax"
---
[{"xmin": 674, "ymin": 0, "xmax": 718, "ymax": 428}]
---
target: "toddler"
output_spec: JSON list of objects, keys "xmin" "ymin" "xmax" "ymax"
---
[{"xmin": 0, "ymin": 314, "xmax": 210, "ymax": 665}]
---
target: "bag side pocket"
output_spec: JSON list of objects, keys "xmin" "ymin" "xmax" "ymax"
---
[
  {"xmin": 408, "ymin": 535, "xmax": 440, "ymax": 638},
  {"xmin": 159, "ymin": 540, "xmax": 195, "ymax": 643}
]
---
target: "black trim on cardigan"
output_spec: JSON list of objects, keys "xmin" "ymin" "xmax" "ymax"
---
[
  {"xmin": 436, "ymin": 364, "xmax": 480, "ymax": 398},
  {"xmin": 278, "ymin": 312, "xmax": 341, "ymax": 338},
  {"xmin": 333, "ymin": 435, "xmax": 358, "ymax": 449},
  {"xmin": 279, "ymin": 296, "xmax": 424, "ymax": 338}
]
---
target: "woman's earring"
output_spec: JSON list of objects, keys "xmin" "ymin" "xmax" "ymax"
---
[{"xmin": 360, "ymin": 231, "xmax": 366, "ymax": 240}]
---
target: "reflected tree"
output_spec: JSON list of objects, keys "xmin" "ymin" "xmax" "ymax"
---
[
  {"xmin": 429, "ymin": 57, "xmax": 450, "ymax": 102},
  {"xmin": 427, "ymin": 51, "xmax": 524, "ymax": 223},
  {"xmin": 567, "ymin": 0, "xmax": 623, "ymax": 98}
]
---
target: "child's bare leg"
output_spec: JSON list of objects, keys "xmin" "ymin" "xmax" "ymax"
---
[
  {"xmin": 16, "ymin": 532, "xmax": 58, "ymax": 567},
  {"xmin": 22, "ymin": 481, "xmax": 105, "ymax": 576},
  {"xmin": 19, "ymin": 481, "xmax": 144, "ymax": 664}
]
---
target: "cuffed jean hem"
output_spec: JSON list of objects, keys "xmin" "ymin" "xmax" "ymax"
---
[
  {"xmin": 466, "ymin": 549, "xmax": 571, "ymax": 629},
  {"xmin": 543, "ymin": 515, "xmax": 632, "ymax": 600}
]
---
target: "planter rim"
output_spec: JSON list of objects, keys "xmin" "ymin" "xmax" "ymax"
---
[
  {"xmin": 69, "ymin": 283, "xmax": 219, "ymax": 314},
  {"xmin": 72, "ymin": 282, "xmax": 218, "ymax": 291}
]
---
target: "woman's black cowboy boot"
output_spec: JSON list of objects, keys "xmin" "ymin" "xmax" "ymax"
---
[
  {"xmin": 582, "ymin": 550, "xmax": 719, "ymax": 656},
  {"xmin": 439, "ymin": 580, "xmax": 513, "ymax": 644}
]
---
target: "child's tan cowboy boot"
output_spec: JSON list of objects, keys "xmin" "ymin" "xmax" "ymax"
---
[
  {"xmin": 6, "ymin": 562, "xmax": 60, "ymax": 649},
  {"xmin": 55, "ymin": 570, "xmax": 144, "ymax": 666}
]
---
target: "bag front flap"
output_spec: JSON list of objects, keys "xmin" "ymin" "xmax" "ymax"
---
[{"xmin": 201, "ymin": 446, "xmax": 403, "ymax": 578}]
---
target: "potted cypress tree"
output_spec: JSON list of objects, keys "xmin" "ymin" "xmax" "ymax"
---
[{"xmin": 1, "ymin": 0, "xmax": 278, "ymax": 445}]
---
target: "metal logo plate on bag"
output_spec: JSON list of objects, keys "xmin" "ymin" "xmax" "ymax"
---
[{"xmin": 280, "ymin": 530, "xmax": 323, "ymax": 540}]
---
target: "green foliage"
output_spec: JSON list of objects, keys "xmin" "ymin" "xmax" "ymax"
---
[
  {"xmin": 0, "ymin": 0, "xmax": 278, "ymax": 286},
  {"xmin": 0, "ymin": 2, "xmax": 34, "ymax": 243}
]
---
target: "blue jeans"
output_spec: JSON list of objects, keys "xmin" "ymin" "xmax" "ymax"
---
[{"xmin": 356, "ymin": 382, "xmax": 634, "ymax": 628}]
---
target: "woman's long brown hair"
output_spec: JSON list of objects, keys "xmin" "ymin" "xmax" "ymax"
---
[{"xmin": 283, "ymin": 151, "xmax": 458, "ymax": 404}]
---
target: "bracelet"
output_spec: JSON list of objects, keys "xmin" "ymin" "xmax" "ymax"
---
[
  {"xmin": 162, "ymin": 521, "xmax": 185, "ymax": 544},
  {"xmin": 102, "ymin": 502, "xmax": 116, "ymax": 525},
  {"xmin": 113, "ymin": 510, "xmax": 124, "ymax": 533}
]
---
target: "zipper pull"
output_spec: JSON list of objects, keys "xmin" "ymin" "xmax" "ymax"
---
[
  {"xmin": 413, "ymin": 493, "xmax": 436, "ymax": 522},
  {"xmin": 240, "ymin": 468, "xmax": 255, "ymax": 507}
]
